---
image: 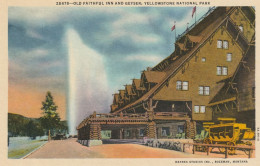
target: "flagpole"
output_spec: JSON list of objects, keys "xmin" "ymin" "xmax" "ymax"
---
[{"xmin": 174, "ymin": 21, "xmax": 176, "ymax": 43}]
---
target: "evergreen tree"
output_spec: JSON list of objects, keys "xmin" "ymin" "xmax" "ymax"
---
[{"xmin": 40, "ymin": 91, "xmax": 60, "ymax": 136}]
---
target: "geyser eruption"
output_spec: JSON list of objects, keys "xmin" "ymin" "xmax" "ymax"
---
[{"xmin": 66, "ymin": 28, "xmax": 110, "ymax": 135}]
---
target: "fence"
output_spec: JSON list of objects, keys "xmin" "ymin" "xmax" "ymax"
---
[{"xmin": 183, "ymin": 142, "xmax": 255, "ymax": 158}]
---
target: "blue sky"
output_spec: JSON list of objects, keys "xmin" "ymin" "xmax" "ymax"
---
[{"xmin": 8, "ymin": 7, "xmax": 210, "ymax": 121}]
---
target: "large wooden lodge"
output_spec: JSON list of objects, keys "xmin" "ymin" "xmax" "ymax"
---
[{"xmin": 77, "ymin": 7, "xmax": 255, "ymax": 142}]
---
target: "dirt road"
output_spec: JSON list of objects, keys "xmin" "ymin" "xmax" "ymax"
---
[{"xmin": 26, "ymin": 138, "xmax": 253, "ymax": 158}]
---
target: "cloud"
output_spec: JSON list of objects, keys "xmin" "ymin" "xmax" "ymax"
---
[
  {"xmin": 21, "ymin": 48, "xmax": 49, "ymax": 58},
  {"xmin": 26, "ymin": 29, "xmax": 45, "ymax": 40},
  {"xmin": 112, "ymin": 11, "xmax": 150, "ymax": 28},
  {"xmin": 9, "ymin": 47, "xmax": 66, "ymax": 90},
  {"xmin": 110, "ymin": 31, "xmax": 161, "ymax": 44},
  {"xmin": 104, "ymin": 8, "xmax": 164, "ymax": 45},
  {"xmin": 125, "ymin": 54, "xmax": 163, "ymax": 63},
  {"xmin": 9, "ymin": 63, "xmax": 66, "ymax": 92},
  {"xmin": 8, "ymin": 7, "xmax": 70, "ymax": 27}
]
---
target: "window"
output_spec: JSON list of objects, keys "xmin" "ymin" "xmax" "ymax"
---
[
  {"xmin": 200, "ymin": 106, "xmax": 206, "ymax": 113},
  {"xmin": 227, "ymin": 53, "xmax": 232, "ymax": 62},
  {"xmin": 194, "ymin": 106, "xmax": 200, "ymax": 113},
  {"xmin": 126, "ymin": 130, "xmax": 130, "ymax": 137},
  {"xmin": 217, "ymin": 66, "xmax": 228, "ymax": 75},
  {"xmin": 182, "ymin": 81, "xmax": 189, "ymax": 90},
  {"xmin": 199, "ymin": 86, "xmax": 210, "ymax": 95},
  {"xmin": 223, "ymin": 41, "xmax": 229, "ymax": 49},
  {"xmin": 217, "ymin": 40, "xmax": 229, "ymax": 49},
  {"xmin": 217, "ymin": 40, "xmax": 222, "ymax": 48},
  {"xmin": 162, "ymin": 127, "xmax": 170, "ymax": 136},
  {"xmin": 172, "ymin": 104, "xmax": 175, "ymax": 111},
  {"xmin": 194, "ymin": 105, "xmax": 206, "ymax": 113},
  {"xmin": 204, "ymin": 86, "xmax": 210, "ymax": 95},
  {"xmin": 139, "ymin": 129, "xmax": 144, "ymax": 136},
  {"xmin": 239, "ymin": 25, "xmax": 243, "ymax": 32},
  {"xmin": 222, "ymin": 67, "xmax": 228, "ymax": 75},
  {"xmin": 178, "ymin": 125, "xmax": 184, "ymax": 133},
  {"xmin": 199, "ymin": 86, "xmax": 204, "ymax": 95},
  {"xmin": 202, "ymin": 57, "xmax": 206, "ymax": 62},
  {"xmin": 176, "ymin": 81, "xmax": 189, "ymax": 91},
  {"xmin": 176, "ymin": 81, "xmax": 182, "ymax": 90},
  {"xmin": 217, "ymin": 66, "xmax": 222, "ymax": 75}
]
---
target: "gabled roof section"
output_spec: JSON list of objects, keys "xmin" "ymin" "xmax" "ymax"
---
[
  {"xmin": 133, "ymin": 79, "xmax": 145, "ymax": 90},
  {"xmin": 125, "ymin": 85, "xmax": 133, "ymax": 95},
  {"xmin": 176, "ymin": 42, "xmax": 187, "ymax": 51},
  {"xmin": 187, "ymin": 35, "xmax": 203, "ymax": 43},
  {"xmin": 113, "ymin": 93, "xmax": 119, "ymax": 104},
  {"xmin": 142, "ymin": 71, "xmax": 166, "ymax": 84},
  {"xmin": 118, "ymin": 90, "xmax": 125, "ymax": 100}
]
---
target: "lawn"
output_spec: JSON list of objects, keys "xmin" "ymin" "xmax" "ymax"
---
[{"xmin": 8, "ymin": 137, "xmax": 47, "ymax": 159}]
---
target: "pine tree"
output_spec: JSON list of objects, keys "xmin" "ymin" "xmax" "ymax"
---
[{"xmin": 40, "ymin": 91, "xmax": 60, "ymax": 136}]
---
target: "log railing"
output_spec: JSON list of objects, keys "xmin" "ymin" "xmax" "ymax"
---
[
  {"xmin": 78, "ymin": 111, "xmax": 190, "ymax": 129},
  {"xmin": 93, "ymin": 112, "xmax": 189, "ymax": 119},
  {"xmin": 154, "ymin": 112, "xmax": 188, "ymax": 118},
  {"xmin": 92, "ymin": 113, "xmax": 147, "ymax": 119}
]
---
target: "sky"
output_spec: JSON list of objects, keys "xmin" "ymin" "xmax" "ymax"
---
[{"xmin": 8, "ymin": 6, "xmax": 210, "ymax": 124}]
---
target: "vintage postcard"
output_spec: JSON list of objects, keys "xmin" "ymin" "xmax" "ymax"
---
[{"xmin": 0, "ymin": 0, "xmax": 259, "ymax": 165}]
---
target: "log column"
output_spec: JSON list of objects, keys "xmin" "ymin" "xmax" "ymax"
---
[
  {"xmin": 146, "ymin": 121, "xmax": 156, "ymax": 139},
  {"xmin": 89, "ymin": 123, "xmax": 101, "ymax": 140},
  {"xmin": 185, "ymin": 121, "xmax": 196, "ymax": 139}
]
